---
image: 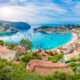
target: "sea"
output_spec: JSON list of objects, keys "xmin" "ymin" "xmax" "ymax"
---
[{"xmin": 0, "ymin": 24, "xmax": 73, "ymax": 50}]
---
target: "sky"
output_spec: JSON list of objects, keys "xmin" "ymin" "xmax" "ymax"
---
[{"xmin": 0, "ymin": 0, "xmax": 80, "ymax": 24}]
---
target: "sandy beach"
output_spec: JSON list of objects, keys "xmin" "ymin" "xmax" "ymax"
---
[
  {"xmin": 62, "ymin": 33, "xmax": 78, "ymax": 48},
  {"xmin": 46, "ymin": 32, "xmax": 78, "ymax": 52}
]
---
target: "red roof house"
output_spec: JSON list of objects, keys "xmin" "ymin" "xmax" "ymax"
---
[
  {"xmin": 13, "ymin": 46, "xmax": 26, "ymax": 52},
  {"xmin": 0, "ymin": 46, "xmax": 17, "ymax": 60},
  {"xmin": 26, "ymin": 59, "xmax": 74, "ymax": 75}
]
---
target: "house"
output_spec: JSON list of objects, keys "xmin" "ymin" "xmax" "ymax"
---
[
  {"xmin": 0, "ymin": 46, "xmax": 17, "ymax": 60},
  {"xmin": 13, "ymin": 46, "xmax": 26, "ymax": 53},
  {"xmin": 48, "ymin": 49, "xmax": 61, "ymax": 54},
  {"xmin": 64, "ymin": 53, "xmax": 77, "ymax": 61},
  {"xmin": 64, "ymin": 50, "xmax": 80, "ymax": 61},
  {"xmin": 58, "ymin": 47, "xmax": 68, "ymax": 54},
  {"xmin": 26, "ymin": 59, "xmax": 74, "ymax": 75}
]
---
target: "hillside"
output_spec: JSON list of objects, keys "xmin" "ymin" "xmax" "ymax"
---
[
  {"xmin": 10, "ymin": 22, "xmax": 31, "ymax": 29},
  {"xmin": 0, "ymin": 20, "xmax": 31, "ymax": 29},
  {"xmin": 0, "ymin": 22, "xmax": 18, "ymax": 33},
  {"xmin": 33, "ymin": 24, "xmax": 80, "ymax": 34}
]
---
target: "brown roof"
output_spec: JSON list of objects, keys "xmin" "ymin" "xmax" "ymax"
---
[
  {"xmin": 58, "ymin": 47, "xmax": 67, "ymax": 50},
  {"xmin": 28, "ymin": 59, "xmax": 67, "ymax": 68},
  {"xmin": 27, "ymin": 59, "xmax": 74, "ymax": 75},
  {"xmin": 0, "ymin": 46, "xmax": 16, "ymax": 54},
  {"xmin": 64, "ymin": 50, "xmax": 80, "ymax": 61},
  {"xmin": 64, "ymin": 54, "xmax": 77, "ymax": 61},
  {"xmin": 13, "ymin": 46, "xmax": 26, "ymax": 52}
]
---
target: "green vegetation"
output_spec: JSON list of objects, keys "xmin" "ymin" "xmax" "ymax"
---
[
  {"xmin": 0, "ymin": 40, "xmax": 4, "ymax": 46},
  {"xmin": 1, "ymin": 56, "xmax": 80, "ymax": 80},
  {"xmin": 20, "ymin": 39, "xmax": 33, "ymax": 50},
  {"xmin": 1, "ymin": 58, "xmax": 80, "ymax": 80},
  {"xmin": 16, "ymin": 52, "xmax": 25, "ymax": 57},
  {"xmin": 0, "ymin": 21, "xmax": 31, "ymax": 30},
  {"xmin": 21, "ymin": 52, "xmax": 41, "ymax": 63},
  {"xmin": 40, "ymin": 26, "xmax": 53, "ymax": 29},
  {"xmin": 74, "ymin": 25, "xmax": 80, "ymax": 28},
  {"xmin": 7, "ymin": 43, "xmax": 18, "ymax": 50},
  {"xmin": 65, "ymin": 57, "xmax": 80, "ymax": 72},
  {"xmin": 10, "ymin": 22, "xmax": 31, "ymax": 29},
  {"xmin": 34, "ymin": 24, "xmax": 80, "ymax": 33},
  {"xmin": 0, "ymin": 58, "xmax": 43, "ymax": 80},
  {"xmin": 48, "ymin": 53, "xmax": 64, "ymax": 63},
  {"xmin": 45, "ymin": 51, "xmax": 54, "ymax": 56},
  {"xmin": 48, "ymin": 57, "xmax": 58, "ymax": 63},
  {"xmin": 44, "ymin": 71, "xmax": 75, "ymax": 80},
  {"xmin": 0, "ymin": 20, "xmax": 31, "ymax": 33},
  {"xmin": 0, "ymin": 22, "xmax": 18, "ymax": 33},
  {"xmin": 4, "ymin": 39, "xmax": 33, "ymax": 50}
]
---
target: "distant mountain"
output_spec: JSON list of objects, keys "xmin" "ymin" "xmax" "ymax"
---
[
  {"xmin": 0, "ymin": 20, "xmax": 31, "ymax": 29},
  {"xmin": 33, "ymin": 24, "xmax": 80, "ymax": 34},
  {"xmin": 0, "ymin": 22, "xmax": 18, "ymax": 33},
  {"xmin": 10, "ymin": 22, "xmax": 31, "ymax": 29}
]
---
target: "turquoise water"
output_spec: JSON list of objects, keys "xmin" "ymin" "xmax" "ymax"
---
[{"xmin": 0, "ymin": 24, "xmax": 73, "ymax": 50}]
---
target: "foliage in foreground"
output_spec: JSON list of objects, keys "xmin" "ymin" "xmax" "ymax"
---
[
  {"xmin": 20, "ymin": 39, "xmax": 33, "ymax": 50},
  {"xmin": 0, "ymin": 40, "xmax": 4, "ymax": 46},
  {"xmin": 21, "ymin": 52, "xmax": 42, "ymax": 63},
  {"xmin": 48, "ymin": 53, "xmax": 64, "ymax": 63},
  {"xmin": 7, "ymin": 43, "xmax": 18, "ymax": 50},
  {"xmin": 1, "ymin": 58, "xmax": 80, "ymax": 80},
  {"xmin": 0, "ymin": 58, "xmax": 43, "ymax": 80}
]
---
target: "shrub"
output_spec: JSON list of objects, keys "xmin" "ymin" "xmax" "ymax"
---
[
  {"xmin": 0, "ymin": 40, "xmax": 4, "ymax": 46},
  {"xmin": 48, "ymin": 57, "xmax": 58, "ymax": 63},
  {"xmin": 8, "ymin": 43, "xmax": 18, "ymax": 50}
]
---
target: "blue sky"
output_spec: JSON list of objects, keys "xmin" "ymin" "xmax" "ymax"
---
[{"xmin": 0, "ymin": 0, "xmax": 80, "ymax": 24}]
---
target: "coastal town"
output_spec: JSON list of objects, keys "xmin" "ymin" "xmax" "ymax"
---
[
  {"xmin": 0, "ymin": 24, "xmax": 80, "ymax": 77},
  {"xmin": 1, "ymin": 0, "xmax": 80, "ymax": 79},
  {"xmin": 0, "ymin": 22, "xmax": 18, "ymax": 33}
]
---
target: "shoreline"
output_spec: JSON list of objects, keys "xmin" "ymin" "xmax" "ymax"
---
[
  {"xmin": 33, "ymin": 33, "xmax": 78, "ymax": 52},
  {"xmin": 45, "ymin": 33, "xmax": 78, "ymax": 51},
  {"xmin": 0, "ymin": 31, "xmax": 77, "ymax": 52},
  {"xmin": 61, "ymin": 33, "xmax": 78, "ymax": 48}
]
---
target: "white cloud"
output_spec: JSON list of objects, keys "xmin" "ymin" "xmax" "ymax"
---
[
  {"xmin": 70, "ymin": 2, "xmax": 80, "ymax": 16},
  {"xmin": 11, "ymin": 0, "xmax": 26, "ymax": 2},
  {"xmin": 0, "ymin": 2, "xmax": 68, "ymax": 24},
  {"xmin": 62, "ymin": 0, "xmax": 72, "ymax": 3},
  {"xmin": 1, "ymin": 0, "xmax": 80, "ymax": 24},
  {"xmin": 17, "ymin": 0, "xmax": 26, "ymax": 2}
]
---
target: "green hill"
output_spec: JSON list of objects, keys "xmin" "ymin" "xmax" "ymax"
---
[
  {"xmin": 0, "ymin": 20, "xmax": 31, "ymax": 29},
  {"xmin": 0, "ymin": 22, "xmax": 18, "ymax": 33}
]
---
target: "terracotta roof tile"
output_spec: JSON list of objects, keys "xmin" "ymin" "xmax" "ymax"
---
[
  {"xmin": 27, "ymin": 59, "xmax": 74, "ymax": 75},
  {"xmin": 0, "ymin": 46, "xmax": 16, "ymax": 54},
  {"xmin": 13, "ymin": 46, "xmax": 26, "ymax": 52}
]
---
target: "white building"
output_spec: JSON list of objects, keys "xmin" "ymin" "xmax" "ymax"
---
[{"xmin": 0, "ymin": 46, "xmax": 17, "ymax": 61}]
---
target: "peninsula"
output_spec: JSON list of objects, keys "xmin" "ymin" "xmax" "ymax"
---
[
  {"xmin": 0, "ymin": 20, "xmax": 31, "ymax": 33},
  {"xmin": 0, "ymin": 22, "xmax": 18, "ymax": 33},
  {"xmin": 33, "ymin": 24, "xmax": 80, "ymax": 34}
]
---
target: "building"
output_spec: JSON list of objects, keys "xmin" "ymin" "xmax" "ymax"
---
[
  {"xmin": 26, "ymin": 59, "xmax": 74, "ymax": 75},
  {"xmin": 0, "ymin": 46, "xmax": 17, "ymax": 60},
  {"xmin": 64, "ymin": 53, "xmax": 77, "ymax": 61},
  {"xmin": 64, "ymin": 50, "xmax": 80, "ymax": 61},
  {"xmin": 13, "ymin": 46, "xmax": 26, "ymax": 53}
]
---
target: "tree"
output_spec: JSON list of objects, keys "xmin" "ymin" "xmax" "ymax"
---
[
  {"xmin": 21, "ymin": 54, "xmax": 32, "ymax": 63},
  {"xmin": 45, "ymin": 51, "xmax": 54, "ymax": 56},
  {"xmin": 20, "ymin": 39, "xmax": 33, "ymax": 50},
  {"xmin": 0, "ymin": 40, "xmax": 4, "ymax": 46},
  {"xmin": 48, "ymin": 53, "xmax": 64, "ymax": 63},
  {"xmin": 21, "ymin": 53, "xmax": 41, "ymax": 63},
  {"xmin": 48, "ymin": 57, "xmax": 58, "ymax": 63},
  {"xmin": 8, "ymin": 43, "xmax": 18, "ymax": 50},
  {"xmin": 0, "ymin": 58, "xmax": 44, "ymax": 80},
  {"xmin": 51, "ymin": 71, "xmax": 74, "ymax": 80}
]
